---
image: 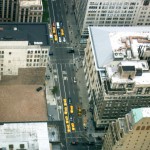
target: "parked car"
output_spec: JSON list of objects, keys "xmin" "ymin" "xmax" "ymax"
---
[{"xmin": 36, "ymin": 87, "xmax": 42, "ymax": 92}]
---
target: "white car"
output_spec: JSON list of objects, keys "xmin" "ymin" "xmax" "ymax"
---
[
  {"xmin": 59, "ymin": 37, "xmax": 62, "ymax": 43},
  {"xmin": 56, "ymin": 22, "xmax": 60, "ymax": 29},
  {"xmin": 63, "ymin": 37, "xmax": 66, "ymax": 43},
  {"xmin": 74, "ymin": 77, "xmax": 77, "ymax": 83}
]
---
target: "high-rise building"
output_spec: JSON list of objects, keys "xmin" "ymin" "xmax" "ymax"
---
[
  {"xmin": 0, "ymin": 23, "xmax": 50, "ymax": 78},
  {"xmin": 102, "ymin": 107, "xmax": 150, "ymax": 150},
  {"xmin": 18, "ymin": 0, "xmax": 43, "ymax": 22},
  {"xmin": 0, "ymin": 0, "xmax": 43, "ymax": 23},
  {"xmin": 74, "ymin": 0, "xmax": 150, "ymax": 39},
  {"xmin": 83, "ymin": 26, "xmax": 150, "ymax": 128},
  {"xmin": 0, "ymin": 0, "xmax": 18, "ymax": 22}
]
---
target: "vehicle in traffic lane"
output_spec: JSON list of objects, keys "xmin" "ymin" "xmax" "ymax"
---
[
  {"xmin": 63, "ymin": 99, "xmax": 67, "ymax": 107},
  {"xmin": 70, "ymin": 105, "xmax": 74, "ymax": 114},
  {"xmin": 60, "ymin": 28, "xmax": 64, "ymax": 36},
  {"xmin": 68, "ymin": 97, "xmax": 72, "ymax": 105},
  {"xmin": 67, "ymin": 49, "xmax": 74, "ymax": 53},
  {"xmin": 63, "ymin": 37, "xmax": 66, "ymax": 43},
  {"xmin": 66, "ymin": 124, "xmax": 71, "ymax": 133},
  {"xmin": 71, "ymin": 141, "xmax": 78, "ymax": 145},
  {"xmin": 71, "ymin": 123, "xmax": 75, "ymax": 131},
  {"xmin": 78, "ymin": 106, "xmax": 82, "ymax": 116},
  {"xmin": 49, "ymin": 51, "xmax": 53, "ymax": 56},
  {"xmin": 52, "ymin": 26, "xmax": 56, "ymax": 34},
  {"xmin": 56, "ymin": 22, "xmax": 60, "ymax": 29},
  {"xmin": 54, "ymin": 34, "xmax": 58, "ymax": 42},
  {"xmin": 59, "ymin": 37, "xmax": 62, "ymax": 43},
  {"xmin": 69, "ymin": 115, "xmax": 73, "ymax": 122},
  {"xmin": 60, "ymin": 21, "xmax": 63, "ymax": 27},
  {"xmin": 57, "ymin": 29, "xmax": 61, "ymax": 36},
  {"xmin": 64, "ymin": 107, "xmax": 68, "ymax": 115},
  {"xmin": 65, "ymin": 116, "xmax": 69, "ymax": 124}
]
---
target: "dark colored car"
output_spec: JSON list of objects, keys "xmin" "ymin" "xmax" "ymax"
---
[
  {"xmin": 36, "ymin": 87, "xmax": 42, "ymax": 92},
  {"xmin": 57, "ymin": 29, "xmax": 61, "ymax": 36},
  {"xmin": 67, "ymin": 49, "xmax": 74, "ymax": 53},
  {"xmin": 71, "ymin": 141, "xmax": 78, "ymax": 145},
  {"xmin": 49, "ymin": 51, "xmax": 53, "ymax": 56},
  {"xmin": 60, "ymin": 21, "xmax": 63, "ymax": 27},
  {"xmin": 68, "ymin": 97, "xmax": 72, "ymax": 104}
]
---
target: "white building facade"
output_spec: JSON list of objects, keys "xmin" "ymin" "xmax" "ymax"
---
[
  {"xmin": 74, "ymin": 0, "xmax": 150, "ymax": 38},
  {"xmin": 0, "ymin": 41, "xmax": 48, "ymax": 77},
  {"xmin": 83, "ymin": 26, "xmax": 150, "ymax": 128}
]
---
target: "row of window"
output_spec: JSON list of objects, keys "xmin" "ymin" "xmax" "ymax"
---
[
  {"xmin": 26, "ymin": 63, "xmax": 46, "ymax": 67},
  {"xmin": 26, "ymin": 59, "xmax": 46, "ymax": 62},
  {"xmin": 27, "ymin": 55, "xmax": 47, "ymax": 58},
  {"xmin": 136, "ymin": 126, "xmax": 150, "ymax": 130},
  {"xmin": 27, "ymin": 50, "xmax": 47, "ymax": 54}
]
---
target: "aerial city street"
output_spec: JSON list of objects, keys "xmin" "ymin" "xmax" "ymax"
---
[
  {"xmin": 46, "ymin": 0, "xmax": 100, "ymax": 149},
  {"xmin": 0, "ymin": 0, "xmax": 150, "ymax": 150}
]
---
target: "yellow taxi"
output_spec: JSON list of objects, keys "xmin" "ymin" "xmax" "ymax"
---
[
  {"xmin": 70, "ymin": 105, "xmax": 74, "ymax": 114},
  {"xmin": 65, "ymin": 116, "xmax": 69, "ymax": 124},
  {"xmin": 71, "ymin": 123, "xmax": 75, "ymax": 131},
  {"xmin": 78, "ymin": 106, "xmax": 82, "ymax": 116},
  {"xmin": 52, "ymin": 26, "xmax": 56, "ymax": 34},
  {"xmin": 60, "ymin": 28, "xmax": 64, "ymax": 36},
  {"xmin": 66, "ymin": 124, "xmax": 71, "ymax": 133},
  {"xmin": 64, "ymin": 107, "xmax": 68, "ymax": 115},
  {"xmin": 63, "ymin": 99, "xmax": 67, "ymax": 107},
  {"xmin": 54, "ymin": 34, "xmax": 58, "ymax": 42}
]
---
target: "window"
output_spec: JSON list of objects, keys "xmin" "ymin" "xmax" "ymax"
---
[
  {"xmin": 146, "ymin": 126, "xmax": 150, "ymax": 130},
  {"xmin": 136, "ymin": 126, "xmax": 140, "ymax": 130},
  {"xmin": 9, "ymin": 52, "xmax": 11, "ymax": 55}
]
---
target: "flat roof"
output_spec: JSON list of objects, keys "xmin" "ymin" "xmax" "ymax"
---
[
  {"xmin": 0, "ymin": 122, "xmax": 50, "ymax": 150},
  {"xmin": 20, "ymin": 0, "xmax": 42, "ymax": 6},
  {"xmin": 88, "ymin": 26, "xmax": 150, "ymax": 69},
  {"xmin": 0, "ymin": 85, "xmax": 48, "ymax": 122},
  {"xmin": 131, "ymin": 107, "xmax": 150, "ymax": 124},
  {"xmin": 0, "ymin": 23, "xmax": 50, "ymax": 46}
]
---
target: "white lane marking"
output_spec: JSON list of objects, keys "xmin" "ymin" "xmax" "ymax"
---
[
  {"xmin": 60, "ymin": 64, "xmax": 67, "ymax": 98},
  {"xmin": 56, "ymin": 64, "xmax": 62, "ymax": 101},
  {"xmin": 51, "ymin": 0, "xmax": 56, "ymax": 22}
]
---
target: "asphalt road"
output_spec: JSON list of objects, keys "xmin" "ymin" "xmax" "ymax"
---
[{"xmin": 47, "ymin": 0, "xmax": 96, "ymax": 149}]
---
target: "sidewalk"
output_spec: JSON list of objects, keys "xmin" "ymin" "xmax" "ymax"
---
[
  {"xmin": 45, "ymin": 63, "xmax": 60, "ymax": 121},
  {"xmin": 75, "ymin": 66, "xmax": 95, "ymax": 135}
]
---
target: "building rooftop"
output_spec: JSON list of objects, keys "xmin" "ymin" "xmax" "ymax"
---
[
  {"xmin": 118, "ymin": 107, "xmax": 150, "ymax": 134},
  {"xmin": 0, "ymin": 85, "xmax": 48, "ymax": 122},
  {"xmin": 89, "ymin": 26, "xmax": 150, "ymax": 86},
  {"xmin": 0, "ymin": 23, "xmax": 49, "ymax": 46},
  {"xmin": 131, "ymin": 107, "xmax": 150, "ymax": 124},
  {"xmin": 19, "ymin": 0, "xmax": 42, "ymax": 7},
  {"xmin": 89, "ymin": 26, "xmax": 150, "ymax": 69},
  {"xmin": 0, "ymin": 122, "xmax": 49, "ymax": 150}
]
